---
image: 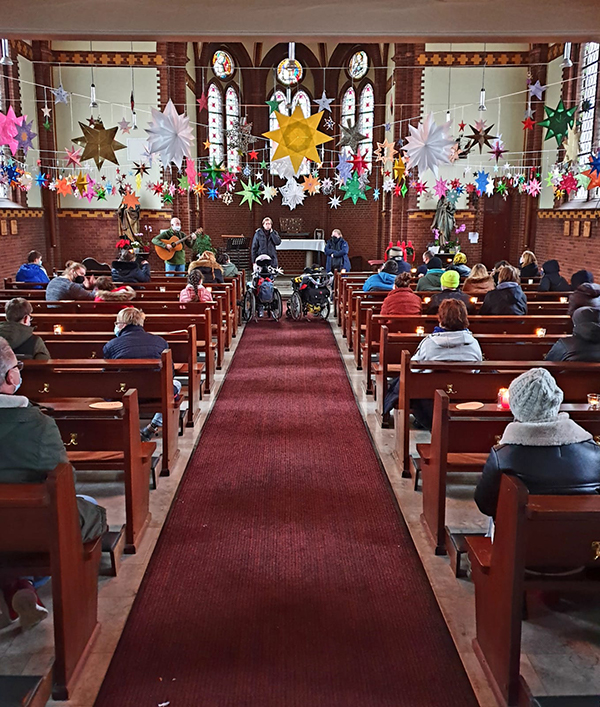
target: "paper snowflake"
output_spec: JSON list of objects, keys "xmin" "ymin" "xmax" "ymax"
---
[
  {"xmin": 145, "ymin": 99, "xmax": 195, "ymax": 169},
  {"xmin": 279, "ymin": 177, "xmax": 306, "ymax": 210},
  {"xmin": 404, "ymin": 113, "xmax": 454, "ymax": 175},
  {"xmin": 262, "ymin": 184, "xmax": 278, "ymax": 202}
]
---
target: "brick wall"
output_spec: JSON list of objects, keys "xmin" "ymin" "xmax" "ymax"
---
[
  {"xmin": 535, "ymin": 211, "xmax": 600, "ymax": 280},
  {"xmin": 405, "ymin": 210, "xmax": 481, "ymax": 266},
  {"xmin": 0, "ymin": 209, "xmax": 47, "ymax": 281}
]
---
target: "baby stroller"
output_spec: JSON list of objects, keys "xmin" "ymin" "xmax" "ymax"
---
[
  {"xmin": 242, "ymin": 254, "xmax": 284, "ymax": 322},
  {"xmin": 287, "ymin": 265, "xmax": 332, "ymax": 321}
]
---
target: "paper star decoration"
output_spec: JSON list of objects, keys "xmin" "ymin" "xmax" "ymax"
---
[
  {"xmin": 475, "ymin": 170, "xmax": 490, "ymax": 195},
  {"xmin": 302, "ymin": 174, "xmax": 321, "ymax": 194},
  {"xmin": 72, "ymin": 121, "xmax": 126, "ymax": 169},
  {"xmin": 0, "ymin": 107, "xmax": 20, "ymax": 155},
  {"xmin": 248, "ymin": 149, "xmax": 259, "ymax": 161},
  {"xmin": 464, "ymin": 120, "xmax": 498, "ymax": 154},
  {"xmin": 262, "ymin": 184, "xmax": 278, "ymax": 202},
  {"xmin": 373, "ymin": 188, "xmax": 380, "ymax": 201},
  {"xmin": 222, "ymin": 191, "xmax": 233, "ymax": 205},
  {"xmin": 321, "ymin": 177, "xmax": 334, "ymax": 195},
  {"xmin": 336, "ymin": 153, "xmax": 353, "ymax": 183},
  {"xmin": 433, "ymin": 178, "xmax": 448, "ymax": 199},
  {"xmin": 329, "ymin": 195, "xmax": 341, "ymax": 209},
  {"xmin": 527, "ymin": 178, "xmax": 542, "ymax": 197},
  {"xmin": 35, "ymin": 172, "xmax": 47, "ymax": 188},
  {"xmin": 563, "ymin": 126, "xmax": 581, "ymax": 164},
  {"xmin": 56, "ymin": 177, "xmax": 72, "ymax": 197},
  {"xmin": 41, "ymin": 105, "xmax": 51, "ymax": 119},
  {"xmin": 75, "ymin": 172, "xmax": 88, "ymax": 195},
  {"xmin": 458, "ymin": 121, "xmax": 466, "ymax": 132},
  {"xmin": 280, "ymin": 177, "xmax": 306, "ymax": 210},
  {"xmin": 122, "ymin": 191, "xmax": 140, "ymax": 208},
  {"xmin": 340, "ymin": 171, "xmax": 371, "ymax": 204},
  {"xmin": 118, "ymin": 118, "xmax": 132, "ymax": 134},
  {"xmin": 374, "ymin": 139, "xmax": 397, "ymax": 164},
  {"xmin": 577, "ymin": 171, "xmax": 592, "ymax": 190},
  {"xmin": 587, "ymin": 151, "xmax": 600, "ymax": 178},
  {"xmin": 350, "ymin": 149, "xmax": 369, "ymax": 176},
  {"xmin": 52, "ymin": 84, "xmax": 70, "ymax": 104},
  {"xmin": 337, "ymin": 120, "xmax": 367, "ymax": 153},
  {"xmin": 65, "ymin": 146, "xmax": 83, "ymax": 168},
  {"xmin": 529, "ymin": 81, "xmax": 547, "ymax": 101},
  {"xmin": 382, "ymin": 177, "xmax": 395, "ymax": 193},
  {"xmin": 485, "ymin": 178, "xmax": 495, "ymax": 197},
  {"xmin": 393, "ymin": 157, "xmax": 406, "ymax": 182},
  {"xmin": 236, "ymin": 178, "xmax": 262, "ymax": 210},
  {"xmin": 324, "ymin": 116, "xmax": 335, "ymax": 131},
  {"xmin": 266, "ymin": 97, "xmax": 282, "ymax": 114},
  {"xmin": 314, "ymin": 90, "xmax": 334, "ymax": 113},
  {"xmin": 145, "ymin": 99, "xmax": 195, "ymax": 169},
  {"xmin": 196, "ymin": 92, "xmax": 208, "ymax": 112},
  {"xmin": 560, "ymin": 173, "xmax": 578, "ymax": 195},
  {"xmin": 15, "ymin": 118, "xmax": 36, "ymax": 155},
  {"xmin": 263, "ymin": 107, "xmax": 331, "ymax": 174},
  {"xmin": 488, "ymin": 137, "xmax": 508, "ymax": 162},
  {"xmin": 404, "ymin": 113, "xmax": 454, "ymax": 175},
  {"xmin": 538, "ymin": 99, "xmax": 577, "ymax": 147},
  {"xmin": 134, "ymin": 161, "xmax": 150, "ymax": 177},
  {"xmin": 522, "ymin": 117, "xmax": 536, "ymax": 131}
]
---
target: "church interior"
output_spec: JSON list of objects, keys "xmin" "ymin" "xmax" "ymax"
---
[{"xmin": 1, "ymin": 3, "xmax": 600, "ymax": 706}]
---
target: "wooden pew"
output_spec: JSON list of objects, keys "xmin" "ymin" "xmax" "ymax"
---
[
  {"xmin": 20, "ymin": 351, "xmax": 179, "ymax": 477},
  {"xmin": 51, "ymin": 389, "xmax": 154, "ymax": 554},
  {"xmin": 0, "ymin": 463, "xmax": 101, "ymax": 700},
  {"xmin": 466, "ymin": 475, "xmax": 600, "ymax": 707}
]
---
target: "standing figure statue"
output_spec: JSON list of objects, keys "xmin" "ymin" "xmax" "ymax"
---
[
  {"xmin": 117, "ymin": 200, "xmax": 141, "ymax": 240},
  {"xmin": 430, "ymin": 196, "xmax": 456, "ymax": 247}
]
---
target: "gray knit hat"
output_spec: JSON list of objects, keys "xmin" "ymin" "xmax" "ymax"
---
[{"xmin": 508, "ymin": 368, "xmax": 563, "ymax": 422}]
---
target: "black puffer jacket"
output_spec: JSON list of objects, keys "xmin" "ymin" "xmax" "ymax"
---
[
  {"xmin": 111, "ymin": 260, "xmax": 151, "ymax": 283},
  {"xmin": 479, "ymin": 284, "xmax": 528, "ymax": 315},
  {"xmin": 251, "ymin": 227, "xmax": 282, "ymax": 268},
  {"xmin": 546, "ymin": 306, "xmax": 600, "ymax": 362},
  {"xmin": 538, "ymin": 259, "xmax": 570, "ymax": 292},
  {"xmin": 103, "ymin": 325, "xmax": 168, "ymax": 360},
  {"xmin": 520, "ymin": 262, "xmax": 540, "ymax": 279},
  {"xmin": 568, "ymin": 282, "xmax": 600, "ymax": 316}
]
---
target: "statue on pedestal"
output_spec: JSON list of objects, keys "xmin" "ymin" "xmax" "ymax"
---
[{"xmin": 430, "ymin": 196, "xmax": 456, "ymax": 247}]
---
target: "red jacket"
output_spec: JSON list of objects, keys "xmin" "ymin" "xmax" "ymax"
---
[{"xmin": 380, "ymin": 287, "xmax": 422, "ymax": 317}]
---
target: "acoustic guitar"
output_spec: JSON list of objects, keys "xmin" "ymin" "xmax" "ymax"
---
[{"xmin": 154, "ymin": 233, "xmax": 196, "ymax": 261}]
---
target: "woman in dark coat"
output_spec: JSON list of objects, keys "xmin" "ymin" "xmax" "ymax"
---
[
  {"xmin": 324, "ymin": 228, "xmax": 351, "ymax": 272},
  {"xmin": 538, "ymin": 259, "xmax": 570, "ymax": 292},
  {"xmin": 111, "ymin": 250, "xmax": 151, "ymax": 283},
  {"xmin": 519, "ymin": 250, "xmax": 540, "ymax": 279},
  {"xmin": 251, "ymin": 217, "xmax": 282, "ymax": 268},
  {"xmin": 479, "ymin": 265, "xmax": 528, "ymax": 315}
]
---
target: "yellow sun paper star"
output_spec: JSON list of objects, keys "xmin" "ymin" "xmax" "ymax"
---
[{"xmin": 263, "ymin": 106, "xmax": 332, "ymax": 174}]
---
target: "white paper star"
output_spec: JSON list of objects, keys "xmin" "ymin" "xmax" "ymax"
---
[
  {"xmin": 42, "ymin": 105, "xmax": 51, "ymax": 119},
  {"xmin": 52, "ymin": 85, "xmax": 70, "ymax": 104},
  {"xmin": 529, "ymin": 80, "xmax": 547, "ymax": 101},
  {"xmin": 271, "ymin": 156, "xmax": 297, "ymax": 180},
  {"xmin": 118, "ymin": 118, "xmax": 132, "ymax": 134},
  {"xmin": 145, "ymin": 99, "xmax": 195, "ymax": 169},
  {"xmin": 485, "ymin": 177, "xmax": 495, "ymax": 196},
  {"xmin": 404, "ymin": 113, "xmax": 454, "ymax": 175},
  {"xmin": 382, "ymin": 177, "xmax": 395, "ymax": 192},
  {"xmin": 329, "ymin": 195, "xmax": 341, "ymax": 209},
  {"xmin": 314, "ymin": 90, "xmax": 334, "ymax": 112},
  {"xmin": 279, "ymin": 177, "xmax": 305, "ymax": 210},
  {"xmin": 262, "ymin": 184, "xmax": 278, "ymax": 202},
  {"xmin": 321, "ymin": 177, "xmax": 334, "ymax": 195}
]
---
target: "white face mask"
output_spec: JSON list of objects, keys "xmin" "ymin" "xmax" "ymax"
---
[
  {"xmin": 172, "ymin": 224, "xmax": 181, "ymax": 232},
  {"xmin": 114, "ymin": 324, "xmax": 122, "ymax": 336}
]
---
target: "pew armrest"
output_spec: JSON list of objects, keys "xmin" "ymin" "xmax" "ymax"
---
[{"xmin": 465, "ymin": 536, "xmax": 492, "ymax": 574}]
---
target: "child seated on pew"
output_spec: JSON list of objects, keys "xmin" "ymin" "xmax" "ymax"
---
[
  {"xmin": 179, "ymin": 268, "xmax": 213, "ymax": 303},
  {"xmin": 94, "ymin": 276, "xmax": 136, "ymax": 302}
]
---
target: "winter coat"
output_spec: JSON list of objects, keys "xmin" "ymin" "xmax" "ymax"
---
[
  {"xmin": 111, "ymin": 260, "xmax": 151, "ymax": 283},
  {"xmin": 447, "ymin": 263, "xmax": 471, "ymax": 277},
  {"xmin": 539, "ymin": 260, "xmax": 570, "ymax": 292},
  {"xmin": 380, "ymin": 288, "xmax": 422, "ymax": 317},
  {"xmin": 324, "ymin": 237, "xmax": 351, "ymax": 272},
  {"xmin": 474, "ymin": 414, "xmax": 600, "ymax": 518},
  {"xmin": 94, "ymin": 286, "xmax": 136, "ymax": 302},
  {"xmin": 462, "ymin": 274, "xmax": 495, "ymax": 296},
  {"xmin": 0, "ymin": 394, "xmax": 106, "ymax": 542},
  {"xmin": 427, "ymin": 290, "xmax": 475, "ymax": 315},
  {"xmin": 152, "ymin": 228, "xmax": 194, "ymax": 266},
  {"xmin": 388, "ymin": 257, "xmax": 412, "ymax": 274},
  {"xmin": 411, "ymin": 329, "xmax": 483, "ymax": 363},
  {"xmin": 362, "ymin": 271, "xmax": 396, "ymax": 292},
  {"xmin": 103, "ymin": 324, "xmax": 168, "ymax": 360},
  {"xmin": 546, "ymin": 309, "xmax": 600, "ymax": 362},
  {"xmin": 416, "ymin": 269, "xmax": 444, "ymax": 291},
  {"xmin": 179, "ymin": 284, "xmax": 213, "ymax": 303},
  {"xmin": 45, "ymin": 277, "xmax": 95, "ymax": 301},
  {"xmin": 479, "ymin": 283, "xmax": 528, "ymax": 316},
  {"xmin": 520, "ymin": 262, "xmax": 540, "ymax": 279},
  {"xmin": 189, "ymin": 259, "xmax": 224, "ymax": 284},
  {"xmin": 416, "ymin": 263, "xmax": 428, "ymax": 277},
  {"xmin": 16, "ymin": 263, "xmax": 49, "ymax": 285},
  {"xmin": 221, "ymin": 262, "xmax": 239, "ymax": 277},
  {"xmin": 0, "ymin": 321, "xmax": 50, "ymax": 360},
  {"xmin": 568, "ymin": 283, "xmax": 600, "ymax": 317},
  {"xmin": 251, "ymin": 228, "xmax": 282, "ymax": 268}
]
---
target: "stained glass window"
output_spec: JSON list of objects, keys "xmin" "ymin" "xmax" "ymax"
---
[
  {"xmin": 349, "ymin": 51, "xmax": 368, "ymax": 80},
  {"xmin": 269, "ymin": 90, "xmax": 310, "ymax": 176},
  {"xmin": 358, "ymin": 83, "xmax": 374, "ymax": 168},
  {"xmin": 341, "ymin": 86, "xmax": 356, "ymax": 159},
  {"xmin": 578, "ymin": 42, "xmax": 599, "ymax": 198},
  {"xmin": 207, "ymin": 83, "xmax": 224, "ymax": 165},
  {"xmin": 277, "ymin": 58, "xmax": 303, "ymax": 86},
  {"xmin": 291, "ymin": 90, "xmax": 311, "ymax": 118},
  {"xmin": 225, "ymin": 85, "xmax": 240, "ymax": 171},
  {"xmin": 212, "ymin": 50, "xmax": 235, "ymax": 80}
]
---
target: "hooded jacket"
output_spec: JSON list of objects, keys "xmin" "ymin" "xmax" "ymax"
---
[
  {"xmin": 324, "ymin": 236, "xmax": 351, "ymax": 272},
  {"xmin": 474, "ymin": 413, "xmax": 600, "ymax": 518},
  {"xmin": 479, "ymin": 282, "xmax": 528, "ymax": 315},
  {"xmin": 380, "ymin": 288, "xmax": 422, "ymax": 317},
  {"xmin": 251, "ymin": 227, "xmax": 282, "ymax": 268},
  {"xmin": 103, "ymin": 324, "xmax": 168, "ymax": 360},
  {"xmin": 410, "ymin": 329, "xmax": 483, "ymax": 363},
  {"xmin": 362, "ymin": 271, "xmax": 396, "ymax": 292},
  {"xmin": 416, "ymin": 269, "xmax": 444, "ymax": 291},
  {"xmin": 462, "ymin": 274, "xmax": 495, "ymax": 296},
  {"xmin": 427, "ymin": 289, "xmax": 475, "ymax": 315},
  {"xmin": 0, "ymin": 321, "xmax": 50, "ymax": 360},
  {"xmin": 94, "ymin": 285, "xmax": 137, "ymax": 302},
  {"xmin": 447, "ymin": 263, "xmax": 471, "ymax": 277},
  {"xmin": 568, "ymin": 282, "xmax": 600, "ymax": 317},
  {"xmin": 189, "ymin": 257, "xmax": 224, "ymax": 284},
  {"xmin": 111, "ymin": 259, "xmax": 151, "ymax": 283},
  {"xmin": 539, "ymin": 260, "xmax": 570, "ymax": 292},
  {"xmin": 15, "ymin": 262, "xmax": 49, "ymax": 285},
  {"xmin": 520, "ymin": 262, "xmax": 540, "ymax": 279},
  {"xmin": 546, "ymin": 307, "xmax": 600, "ymax": 362}
]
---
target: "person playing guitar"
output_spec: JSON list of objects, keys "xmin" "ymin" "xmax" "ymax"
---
[{"xmin": 152, "ymin": 217, "xmax": 197, "ymax": 275}]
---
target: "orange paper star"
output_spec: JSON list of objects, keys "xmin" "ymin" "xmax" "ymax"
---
[
  {"xmin": 56, "ymin": 177, "xmax": 71, "ymax": 196},
  {"xmin": 122, "ymin": 191, "xmax": 140, "ymax": 208},
  {"xmin": 583, "ymin": 168, "xmax": 600, "ymax": 190}
]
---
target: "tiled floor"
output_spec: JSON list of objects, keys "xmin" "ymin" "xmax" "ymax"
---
[{"xmin": 2, "ymin": 317, "xmax": 600, "ymax": 706}]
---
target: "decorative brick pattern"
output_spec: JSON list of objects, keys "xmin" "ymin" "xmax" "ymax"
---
[
  {"xmin": 52, "ymin": 51, "xmax": 164, "ymax": 67},
  {"xmin": 414, "ymin": 52, "xmax": 527, "ymax": 67}
]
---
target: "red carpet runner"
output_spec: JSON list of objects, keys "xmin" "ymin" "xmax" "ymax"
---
[{"xmin": 94, "ymin": 320, "xmax": 479, "ymax": 707}]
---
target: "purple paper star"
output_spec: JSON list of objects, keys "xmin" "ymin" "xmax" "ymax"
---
[{"xmin": 529, "ymin": 80, "xmax": 547, "ymax": 101}]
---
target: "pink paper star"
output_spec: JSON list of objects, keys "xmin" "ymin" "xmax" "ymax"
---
[
  {"xmin": 0, "ymin": 107, "xmax": 20, "ymax": 155},
  {"xmin": 197, "ymin": 92, "xmax": 208, "ymax": 112},
  {"xmin": 185, "ymin": 157, "xmax": 197, "ymax": 186},
  {"xmin": 65, "ymin": 146, "xmax": 83, "ymax": 168},
  {"xmin": 433, "ymin": 178, "xmax": 449, "ymax": 199}
]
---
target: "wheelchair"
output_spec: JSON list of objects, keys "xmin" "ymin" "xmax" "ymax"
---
[
  {"xmin": 242, "ymin": 263, "xmax": 283, "ymax": 322},
  {"xmin": 286, "ymin": 268, "xmax": 331, "ymax": 321}
]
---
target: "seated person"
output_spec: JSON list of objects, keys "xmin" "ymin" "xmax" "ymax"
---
[
  {"xmin": 0, "ymin": 298, "xmax": 50, "ymax": 360},
  {"xmin": 462, "ymin": 263, "xmax": 495, "ymax": 295},
  {"xmin": 538, "ymin": 259, "xmax": 570, "ymax": 292},
  {"xmin": 479, "ymin": 265, "xmax": 527, "ymax": 315},
  {"xmin": 189, "ymin": 250, "xmax": 224, "ymax": 284},
  {"xmin": 416, "ymin": 249, "xmax": 433, "ymax": 277},
  {"xmin": 362, "ymin": 260, "xmax": 398, "ymax": 292},
  {"xmin": 491, "ymin": 260, "xmax": 511, "ymax": 285},
  {"xmin": 427, "ymin": 270, "xmax": 475, "ymax": 315},
  {"xmin": 416, "ymin": 256, "xmax": 445, "ymax": 291},
  {"xmin": 215, "ymin": 249, "xmax": 239, "ymax": 278},
  {"xmin": 103, "ymin": 308, "xmax": 181, "ymax": 441},
  {"xmin": 380, "ymin": 272, "xmax": 422, "ymax": 317},
  {"xmin": 546, "ymin": 307, "xmax": 600, "ymax": 362},
  {"xmin": 0, "ymin": 337, "xmax": 106, "ymax": 629},
  {"xmin": 474, "ymin": 368, "xmax": 600, "ymax": 518},
  {"xmin": 94, "ymin": 276, "xmax": 136, "ymax": 302},
  {"xmin": 45, "ymin": 262, "xmax": 95, "ymax": 301},
  {"xmin": 385, "ymin": 245, "xmax": 412, "ymax": 274},
  {"xmin": 568, "ymin": 274, "xmax": 600, "ymax": 316},
  {"xmin": 447, "ymin": 252, "xmax": 471, "ymax": 277},
  {"xmin": 111, "ymin": 249, "xmax": 151, "ymax": 283},
  {"xmin": 179, "ymin": 268, "xmax": 213, "ymax": 303},
  {"xmin": 16, "ymin": 250, "xmax": 49, "ymax": 286},
  {"xmin": 519, "ymin": 250, "xmax": 540, "ymax": 279}
]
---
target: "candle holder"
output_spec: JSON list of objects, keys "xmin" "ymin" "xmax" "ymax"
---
[
  {"xmin": 588, "ymin": 393, "xmax": 600, "ymax": 410},
  {"xmin": 535, "ymin": 328, "xmax": 546, "ymax": 338},
  {"xmin": 423, "ymin": 297, "xmax": 431, "ymax": 304},
  {"xmin": 415, "ymin": 326, "xmax": 425, "ymax": 336},
  {"xmin": 53, "ymin": 324, "xmax": 63, "ymax": 335},
  {"xmin": 559, "ymin": 297, "xmax": 568, "ymax": 304},
  {"xmin": 498, "ymin": 388, "xmax": 510, "ymax": 409},
  {"xmin": 159, "ymin": 286, "xmax": 166, "ymax": 292},
  {"xmin": 470, "ymin": 297, "xmax": 478, "ymax": 304}
]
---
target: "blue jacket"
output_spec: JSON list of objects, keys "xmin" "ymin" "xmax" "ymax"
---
[
  {"xmin": 325, "ymin": 237, "xmax": 351, "ymax": 272},
  {"xmin": 363, "ymin": 271, "xmax": 396, "ymax": 292},
  {"xmin": 16, "ymin": 263, "xmax": 49, "ymax": 285},
  {"xmin": 103, "ymin": 325, "xmax": 168, "ymax": 360}
]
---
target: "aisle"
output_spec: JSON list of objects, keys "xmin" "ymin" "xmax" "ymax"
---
[{"xmin": 94, "ymin": 320, "xmax": 478, "ymax": 707}]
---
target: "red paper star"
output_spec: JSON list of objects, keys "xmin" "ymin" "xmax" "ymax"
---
[
  {"xmin": 248, "ymin": 150, "xmax": 259, "ymax": 161},
  {"xmin": 414, "ymin": 180, "xmax": 427, "ymax": 195},
  {"xmin": 450, "ymin": 178, "xmax": 461, "ymax": 190},
  {"xmin": 559, "ymin": 173, "xmax": 578, "ymax": 194},
  {"xmin": 150, "ymin": 181, "xmax": 164, "ymax": 195},
  {"xmin": 522, "ymin": 117, "xmax": 536, "ymax": 131},
  {"xmin": 350, "ymin": 149, "xmax": 368, "ymax": 176},
  {"xmin": 458, "ymin": 121, "xmax": 466, "ymax": 132},
  {"xmin": 393, "ymin": 183, "xmax": 402, "ymax": 196},
  {"xmin": 465, "ymin": 183, "xmax": 477, "ymax": 194},
  {"xmin": 196, "ymin": 92, "xmax": 208, "ymax": 112}
]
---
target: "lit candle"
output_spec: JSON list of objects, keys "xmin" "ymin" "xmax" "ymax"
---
[
  {"xmin": 423, "ymin": 297, "xmax": 431, "ymax": 304},
  {"xmin": 53, "ymin": 324, "xmax": 63, "ymax": 335},
  {"xmin": 498, "ymin": 388, "xmax": 510, "ymax": 409},
  {"xmin": 416, "ymin": 326, "xmax": 425, "ymax": 336},
  {"xmin": 560, "ymin": 297, "xmax": 568, "ymax": 303},
  {"xmin": 528, "ymin": 279, "xmax": 533, "ymax": 285},
  {"xmin": 470, "ymin": 297, "xmax": 478, "ymax": 304},
  {"xmin": 341, "ymin": 269, "xmax": 347, "ymax": 273},
  {"xmin": 411, "ymin": 268, "xmax": 417, "ymax": 274},
  {"xmin": 588, "ymin": 393, "xmax": 600, "ymax": 410},
  {"xmin": 159, "ymin": 286, "xmax": 166, "ymax": 292},
  {"xmin": 535, "ymin": 328, "xmax": 546, "ymax": 337}
]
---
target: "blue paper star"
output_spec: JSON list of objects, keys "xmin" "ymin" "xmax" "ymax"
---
[
  {"xmin": 35, "ymin": 172, "xmax": 47, "ymax": 187},
  {"xmin": 588, "ymin": 151, "xmax": 600, "ymax": 178},
  {"xmin": 336, "ymin": 153, "xmax": 353, "ymax": 182},
  {"xmin": 475, "ymin": 170, "xmax": 490, "ymax": 195},
  {"xmin": 373, "ymin": 188, "xmax": 380, "ymax": 201},
  {"xmin": 207, "ymin": 187, "xmax": 219, "ymax": 200}
]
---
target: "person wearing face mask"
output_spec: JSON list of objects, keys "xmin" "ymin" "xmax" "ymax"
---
[
  {"xmin": 324, "ymin": 228, "xmax": 351, "ymax": 272},
  {"xmin": 152, "ymin": 217, "xmax": 197, "ymax": 276},
  {"xmin": 0, "ymin": 336, "xmax": 107, "ymax": 630},
  {"xmin": 45, "ymin": 262, "xmax": 95, "ymax": 301},
  {"xmin": 0, "ymin": 298, "xmax": 50, "ymax": 360},
  {"xmin": 16, "ymin": 250, "xmax": 49, "ymax": 287},
  {"xmin": 251, "ymin": 217, "xmax": 282, "ymax": 269}
]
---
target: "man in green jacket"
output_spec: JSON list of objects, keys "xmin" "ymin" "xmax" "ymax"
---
[
  {"xmin": 152, "ymin": 217, "xmax": 197, "ymax": 276},
  {"xmin": 0, "ymin": 337, "xmax": 106, "ymax": 629},
  {"xmin": 0, "ymin": 298, "xmax": 50, "ymax": 360}
]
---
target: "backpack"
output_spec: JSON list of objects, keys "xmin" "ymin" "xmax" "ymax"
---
[{"xmin": 257, "ymin": 278, "xmax": 274, "ymax": 303}]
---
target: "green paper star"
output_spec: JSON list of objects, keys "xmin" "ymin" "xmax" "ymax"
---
[
  {"xmin": 260, "ymin": 160, "xmax": 268, "ymax": 170},
  {"xmin": 545, "ymin": 172, "xmax": 555, "ymax": 188},
  {"xmin": 178, "ymin": 175, "xmax": 189, "ymax": 190},
  {"xmin": 266, "ymin": 97, "xmax": 281, "ymax": 114},
  {"xmin": 96, "ymin": 189, "xmax": 107, "ymax": 200},
  {"xmin": 496, "ymin": 182, "xmax": 507, "ymax": 195},
  {"xmin": 400, "ymin": 182, "xmax": 408, "ymax": 197},
  {"xmin": 42, "ymin": 118, "xmax": 51, "ymax": 131},
  {"xmin": 340, "ymin": 171, "xmax": 370, "ymax": 205},
  {"xmin": 163, "ymin": 193, "xmax": 173, "ymax": 204},
  {"xmin": 236, "ymin": 179, "xmax": 263, "ymax": 210},
  {"xmin": 576, "ymin": 172, "xmax": 591, "ymax": 190},
  {"xmin": 538, "ymin": 99, "xmax": 577, "ymax": 147},
  {"xmin": 203, "ymin": 159, "xmax": 225, "ymax": 185}
]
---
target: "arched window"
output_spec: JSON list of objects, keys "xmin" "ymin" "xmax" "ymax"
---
[
  {"xmin": 340, "ymin": 86, "xmax": 356, "ymax": 159},
  {"xmin": 269, "ymin": 89, "xmax": 311, "ymax": 175},
  {"xmin": 358, "ymin": 83, "xmax": 374, "ymax": 168},
  {"xmin": 207, "ymin": 82, "xmax": 224, "ymax": 165},
  {"xmin": 578, "ymin": 42, "xmax": 600, "ymax": 198},
  {"xmin": 225, "ymin": 85, "xmax": 240, "ymax": 171},
  {"xmin": 291, "ymin": 90, "xmax": 311, "ymax": 118}
]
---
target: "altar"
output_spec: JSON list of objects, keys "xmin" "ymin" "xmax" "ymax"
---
[{"xmin": 276, "ymin": 238, "xmax": 326, "ymax": 267}]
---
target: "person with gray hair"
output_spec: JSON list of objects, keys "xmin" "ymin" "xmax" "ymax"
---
[
  {"xmin": 152, "ymin": 217, "xmax": 197, "ymax": 275},
  {"xmin": 0, "ymin": 298, "xmax": 50, "ymax": 359},
  {"xmin": 0, "ymin": 337, "xmax": 106, "ymax": 629}
]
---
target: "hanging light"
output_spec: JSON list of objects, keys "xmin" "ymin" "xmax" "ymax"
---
[
  {"xmin": 446, "ymin": 44, "xmax": 452, "ymax": 123},
  {"xmin": 89, "ymin": 42, "xmax": 98, "ymax": 108},
  {"xmin": 0, "ymin": 39, "xmax": 12, "ymax": 66},
  {"xmin": 130, "ymin": 42, "xmax": 138, "ymax": 129},
  {"xmin": 478, "ymin": 44, "xmax": 487, "ymax": 112},
  {"xmin": 561, "ymin": 42, "xmax": 573, "ymax": 69}
]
